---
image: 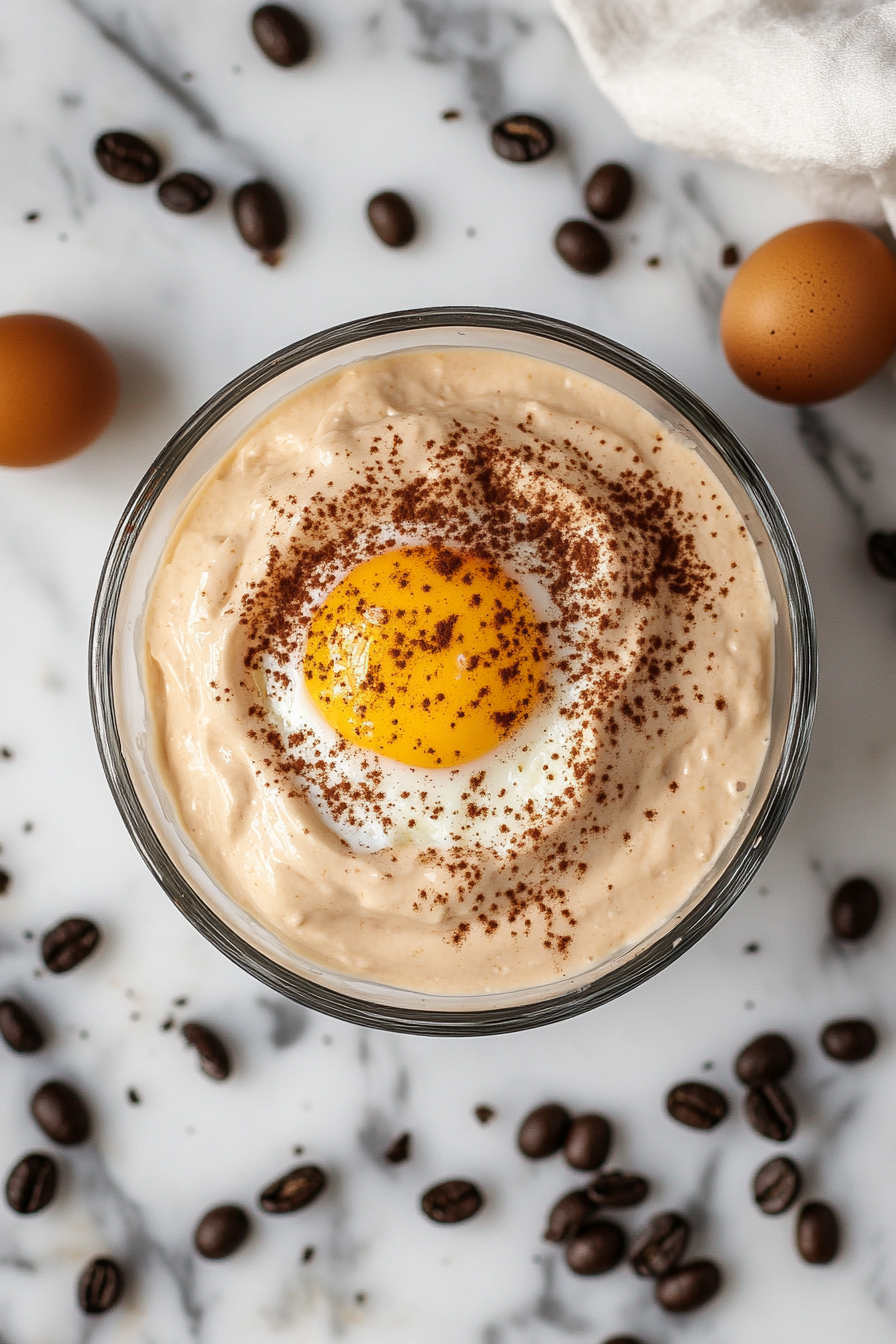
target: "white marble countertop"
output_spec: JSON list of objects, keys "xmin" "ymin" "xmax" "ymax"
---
[{"xmin": 2, "ymin": 1, "xmax": 896, "ymax": 1340}]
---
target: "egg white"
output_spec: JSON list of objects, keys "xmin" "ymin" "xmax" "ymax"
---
[{"xmin": 264, "ymin": 637, "xmax": 598, "ymax": 859}]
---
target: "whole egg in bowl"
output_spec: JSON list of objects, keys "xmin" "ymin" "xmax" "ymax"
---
[{"xmin": 142, "ymin": 345, "xmax": 775, "ymax": 997}]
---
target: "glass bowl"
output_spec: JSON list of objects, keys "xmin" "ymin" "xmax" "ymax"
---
[{"xmin": 89, "ymin": 307, "xmax": 816, "ymax": 1036}]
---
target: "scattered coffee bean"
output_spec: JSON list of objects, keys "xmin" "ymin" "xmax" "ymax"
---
[
  {"xmin": 655, "ymin": 1259, "xmax": 721, "ymax": 1312},
  {"xmin": 232, "ymin": 180, "xmax": 288, "ymax": 258},
  {"xmin": 830, "ymin": 876, "xmax": 880, "ymax": 940},
  {"xmin": 259, "ymin": 1164, "xmax": 326, "ymax": 1213},
  {"xmin": 94, "ymin": 130, "xmax": 160, "ymax": 184},
  {"xmin": 158, "ymin": 172, "xmax": 214, "ymax": 214},
  {"xmin": 385, "ymin": 1132, "xmax": 411, "ymax": 1163},
  {"xmin": 251, "ymin": 5, "xmax": 311, "ymax": 66},
  {"xmin": 182, "ymin": 1022, "xmax": 231, "ymax": 1080},
  {"xmin": 491, "ymin": 114, "xmax": 555, "ymax": 163},
  {"xmin": 0, "ymin": 868, "xmax": 9, "ymax": 894},
  {"xmin": 564, "ymin": 1113, "xmax": 611, "ymax": 1170},
  {"xmin": 6, "ymin": 1153, "xmax": 58, "ymax": 1214},
  {"xmin": 735, "ymin": 1032, "xmax": 794, "ymax": 1085},
  {"xmin": 0, "ymin": 998, "xmax": 44, "ymax": 1053},
  {"xmin": 630, "ymin": 1211, "xmax": 690, "ymax": 1277},
  {"xmin": 194, "ymin": 1204, "xmax": 250, "ymax": 1259},
  {"xmin": 555, "ymin": 220, "xmax": 611, "ymax": 275},
  {"xmin": 666, "ymin": 1081, "xmax": 728, "ymax": 1130},
  {"xmin": 31, "ymin": 1080, "xmax": 90, "ymax": 1145},
  {"xmin": 587, "ymin": 1171, "xmax": 649, "ymax": 1208},
  {"xmin": 367, "ymin": 191, "xmax": 416, "ymax": 248},
  {"xmin": 474, "ymin": 1105, "xmax": 495, "ymax": 1124},
  {"xmin": 584, "ymin": 163, "xmax": 633, "ymax": 221},
  {"xmin": 820, "ymin": 1018, "xmax": 877, "ymax": 1062},
  {"xmin": 797, "ymin": 1201, "xmax": 839, "ymax": 1263},
  {"xmin": 753, "ymin": 1156, "xmax": 801, "ymax": 1215},
  {"xmin": 518, "ymin": 1102, "xmax": 571, "ymax": 1158},
  {"xmin": 721, "ymin": 243, "xmax": 740, "ymax": 266},
  {"xmin": 420, "ymin": 1179, "xmax": 483, "ymax": 1224},
  {"xmin": 868, "ymin": 531, "xmax": 896, "ymax": 580},
  {"xmin": 544, "ymin": 1189, "xmax": 593, "ymax": 1242},
  {"xmin": 42, "ymin": 917, "xmax": 100, "ymax": 974},
  {"xmin": 744, "ymin": 1081, "xmax": 797, "ymax": 1141},
  {"xmin": 565, "ymin": 1219, "xmax": 625, "ymax": 1275},
  {"xmin": 78, "ymin": 1257, "xmax": 124, "ymax": 1314}
]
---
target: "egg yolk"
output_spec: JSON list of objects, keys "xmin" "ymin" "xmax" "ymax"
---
[{"xmin": 303, "ymin": 545, "xmax": 550, "ymax": 768}]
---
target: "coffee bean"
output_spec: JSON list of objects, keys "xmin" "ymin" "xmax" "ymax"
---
[
  {"xmin": 0, "ymin": 868, "xmax": 9, "ymax": 894},
  {"xmin": 518, "ymin": 1102, "xmax": 571, "ymax": 1158},
  {"xmin": 666, "ymin": 1081, "xmax": 728, "ymax": 1130},
  {"xmin": 797, "ymin": 1202, "xmax": 839, "ymax": 1263},
  {"xmin": 564, "ymin": 1113, "xmax": 611, "ymax": 1170},
  {"xmin": 421, "ymin": 1178, "xmax": 483, "ymax": 1224},
  {"xmin": 259, "ymin": 1164, "xmax": 326, "ymax": 1213},
  {"xmin": 744, "ymin": 1081, "xmax": 797, "ymax": 1141},
  {"xmin": 0, "ymin": 999, "xmax": 44, "ymax": 1053},
  {"xmin": 31, "ymin": 1080, "xmax": 90, "ymax": 1145},
  {"xmin": 42, "ymin": 917, "xmax": 100, "ymax": 974},
  {"xmin": 367, "ymin": 191, "xmax": 416, "ymax": 248},
  {"xmin": 655, "ymin": 1259, "xmax": 721, "ymax": 1312},
  {"xmin": 753, "ymin": 1156, "xmax": 801, "ymax": 1215},
  {"xmin": 868, "ymin": 531, "xmax": 896, "ymax": 579},
  {"xmin": 544, "ymin": 1189, "xmax": 593, "ymax": 1242},
  {"xmin": 6, "ymin": 1153, "xmax": 58, "ymax": 1214},
  {"xmin": 194, "ymin": 1204, "xmax": 250, "ymax": 1259},
  {"xmin": 820, "ymin": 1018, "xmax": 878, "ymax": 1062},
  {"xmin": 555, "ymin": 221, "xmax": 611, "ymax": 275},
  {"xmin": 735, "ymin": 1033, "xmax": 795, "ymax": 1085},
  {"xmin": 491, "ymin": 114, "xmax": 555, "ymax": 163},
  {"xmin": 182, "ymin": 1022, "xmax": 231, "ymax": 1079},
  {"xmin": 587, "ymin": 1170, "xmax": 649, "ymax": 1208},
  {"xmin": 232, "ymin": 180, "xmax": 288, "ymax": 257},
  {"xmin": 584, "ymin": 163, "xmax": 633, "ymax": 221},
  {"xmin": 721, "ymin": 243, "xmax": 740, "ymax": 266},
  {"xmin": 565, "ymin": 1219, "xmax": 625, "ymax": 1275},
  {"xmin": 158, "ymin": 172, "xmax": 214, "ymax": 214},
  {"xmin": 630, "ymin": 1211, "xmax": 690, "ymax": 1277},
  {"xmin": 251, "ymin": 5, "xmax": 311, "ymax": 66},
  {"xmin": 385, "ymin": 1132, "xmax": 411, "ymax": 1163},
  {"xmin": 830, "ymin": 877, "xmax": 880, "ymax": 940},
  {"xmin": 78, "ymin": 1257, "xmax": 124, "ymax": 1314},
  {"xmin": 94, "ymin": 130, "xmax": 160, "ymax": 184}
]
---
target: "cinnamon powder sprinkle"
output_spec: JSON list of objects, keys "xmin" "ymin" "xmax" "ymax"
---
[{"xmin": 232, "ymin": 415, "xmax": 730, "ymax": 960}]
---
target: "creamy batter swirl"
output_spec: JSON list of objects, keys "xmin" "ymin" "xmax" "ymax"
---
[{"xmin": 144, "ymin": 349, "xmax": 773, "ymax": 994}]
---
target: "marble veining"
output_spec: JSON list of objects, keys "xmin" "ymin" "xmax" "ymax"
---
[{"xmin": 2, "ymin": 0, "xmax": 896, "ymax": 1340}]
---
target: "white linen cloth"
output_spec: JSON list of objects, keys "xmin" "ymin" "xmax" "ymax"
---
[{"xmin": 553, "ymin": 0, "xmax": 896, "ymax": 230}]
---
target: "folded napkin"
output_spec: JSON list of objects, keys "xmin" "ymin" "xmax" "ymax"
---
[{"xmin": 554, "ymin": 0, "xmax": 896, "ymax": 230}]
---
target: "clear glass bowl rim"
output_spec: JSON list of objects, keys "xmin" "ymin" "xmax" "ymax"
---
[{"xmin": 89, "ymin": 305, "xmax": 817, "ymax": 1036}]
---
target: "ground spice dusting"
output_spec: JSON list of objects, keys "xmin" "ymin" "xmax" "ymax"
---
[{"xmin": 232, "ymin": 415, "xmax": 733, "ymax": 965}]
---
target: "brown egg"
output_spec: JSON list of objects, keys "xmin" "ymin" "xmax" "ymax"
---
[
  {"xmin": 720, "ymin": 221, "xmax": 896, "ymax": 404},
  {"xmin": 0, "ymin": 313, "xmax": 119, "ymax": 467}
]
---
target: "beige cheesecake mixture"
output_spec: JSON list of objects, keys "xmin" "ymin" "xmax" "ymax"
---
[{"xmin": 143, "ymin": 348, "xmax": 774, "ymax": 994}]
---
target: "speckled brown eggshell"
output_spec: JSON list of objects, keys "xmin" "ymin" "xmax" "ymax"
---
[
  {"xmin": 720, "ymin": 221, "xmax": 896, "ymax": 404},
  {"xmin": 0, "ymin": 313, "xmax": 119, "ymax": 467}
]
